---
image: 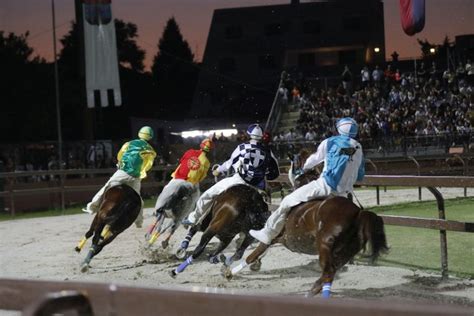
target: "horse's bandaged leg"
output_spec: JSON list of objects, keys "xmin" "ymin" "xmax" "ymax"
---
[
  {"xmin": 76, "ymin": 237, "xmax": 88, "ymax": 251},
  {"xmin": 180, "ymin": 229, "xmax": 195, "ymax": 249},
  {"xmin": 100, "ymin": 225, "xmax": 112, "ymax": 239},
  {"xmin": 321, "ymin": 282, "xmax": 332, "ymax": 298},
  {"xmin": 231, "ymin": 260, "xmax": 248, "ymax": 275},
  {"xmin": 175, "ymin": 256, "xmax": 193, "ymax": 273},
  {"xmin": 148, "ymin": 231, "xmax": 161, "ymax": 245}
]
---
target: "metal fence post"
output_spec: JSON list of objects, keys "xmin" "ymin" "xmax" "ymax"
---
[
  {"xmin": 427, "ymin": 186, "xmax": 448, "ymax": 279},
  {"xmin": 366, "ymin": 159, "xmax": 380, "ymax": 205},
  {"xmin": 408, "ymin": 156, "xmax": 422, "ymax": 201}
]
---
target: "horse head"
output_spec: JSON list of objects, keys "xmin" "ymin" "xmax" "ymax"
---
[{"xmin": 288, "ymin": 148, "xmax": 320, "ymax": 189}]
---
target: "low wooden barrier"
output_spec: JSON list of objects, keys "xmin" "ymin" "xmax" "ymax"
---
[
  {"xmin": 0, "ymin": 166, "xmax": 216, "ymax": 215},
  {"xmin": 1, "ymin": 278, "xmax": 472, "ymax": 316}
]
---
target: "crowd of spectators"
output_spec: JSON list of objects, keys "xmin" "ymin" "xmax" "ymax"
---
[{"xmin": 274, "ymin": 59, "xmax": 474, "ymax": 146}]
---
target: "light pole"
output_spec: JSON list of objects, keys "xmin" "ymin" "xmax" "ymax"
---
[
  {"xmin": 52, "ymin": 0, "xmax": 65, "ymax": 211},
  {"xmin": 51, "ymin": 0, "xmax": 63, "ymax": 168}
]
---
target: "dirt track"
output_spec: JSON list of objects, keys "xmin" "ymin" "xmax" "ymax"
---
[{"xmin": 0, "ymin": 188, "xmax": 473, "ymax": 308}]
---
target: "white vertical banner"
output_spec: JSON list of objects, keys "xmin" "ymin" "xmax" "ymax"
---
[{"xmin": 82, "ymin": 0, "xmax": 121, "ymax": 108}]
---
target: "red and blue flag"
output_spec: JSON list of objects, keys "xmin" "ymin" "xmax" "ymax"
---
[{"xmin": 399, "ymin": 0, "xmax": 425, "ymax": 36}]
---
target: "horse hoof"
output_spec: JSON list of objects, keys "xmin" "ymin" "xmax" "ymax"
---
[
  {"xmin": 219, "ymin": 254, "xmax": 228, "ymax": 266},
  {"xmin": 80, "ymin": 263, "xmax": 89, "ymax": 273},
  {"xmin": 175, "ymin": 248, "xmax": 186, "ymax": 260},
  {"xmin": 74, "ymin": 247, "xmax": 81, "ymax": 253},
  {"xmin": 209, "ymin": 256, "xmax": 219, "ymax": 264},
  {"xmin": 169, "ymin": 269, "xmax": 177, "ymax": 279},
  {"xmin": 249, "ymin": 260, "xmax": 261, "ymax": 272},
  {"xmin": 224, "ymin": 267, "xmax": 233, "ymax": 280},
  {"xmin": 162, "ymin": 240, "xmax": 169, "ymax": 249}
]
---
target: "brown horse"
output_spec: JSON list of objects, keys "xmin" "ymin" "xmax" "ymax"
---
[
  {"xmin": 170, "ymin": 184, "xmax": 269, "ymax": 277},
  {"xmin": 225, "ymin": 150, "xmax": 388, "ymax": 297},
  {"xmin": 75, "ymin": 184, "xmax": 142, "ymax": 272}
]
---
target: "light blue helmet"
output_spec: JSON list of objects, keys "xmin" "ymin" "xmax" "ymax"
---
[
  {"xmin": 246, "ymin": 124, "xmax": 263, "ymax": 140},
  {"xmin": 336, "ymin": 117, "xmax": 358, "ymax": 138}
]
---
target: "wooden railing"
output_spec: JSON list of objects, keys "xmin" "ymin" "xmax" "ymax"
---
[{"xmin": 1, "ymin": 279, "xmax": 472, "ymax": 316}]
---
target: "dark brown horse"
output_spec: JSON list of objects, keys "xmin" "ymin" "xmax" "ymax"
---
[
  {"xmin": 225, "ymin": 149, "xmax": 388, "ymax": 297},
  {"xmin": 75, "ymin": 184, "xmax": 142, "ymax": 272},
  {"xmin": 170, "ymin": 184, "xmax": 269, "ymax": 277}
]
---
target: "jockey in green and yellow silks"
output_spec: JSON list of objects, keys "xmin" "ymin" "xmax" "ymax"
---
[
  {"xmin": 83, "ymin": 126, "xmax": 157, "ymax": 228},
  {"xmin": 117, "ymin": 138, "xmax": 156, "ymax": 179}
]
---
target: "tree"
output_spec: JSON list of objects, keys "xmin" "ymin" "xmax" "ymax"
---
[
  {"xmin": 115, "ymin": 20, "xmax": 146, "ymax": 72},
  {"xmin": 0, "ymin": 32, "xmax": 55, "ymax": 142},
  {"xmin": 417, "ymin": 36, "xmax": 454, "ymax": 68},
  {"xmin": 151, "ymin": 17, "xmax": 198, "ymax": 118}
]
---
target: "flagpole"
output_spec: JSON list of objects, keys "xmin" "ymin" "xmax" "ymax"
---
[
  {"xmin": 51, "ymin": 0, "xmax": 63, "ymax": 168},
  {"xmin": 52, "ymin": 0, "xmax": 65, "ymax": 211}
]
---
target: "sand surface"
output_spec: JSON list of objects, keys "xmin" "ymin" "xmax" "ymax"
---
[{"xmin": 0, "ymin": 187, "xmax": 473, "ymax": 310}]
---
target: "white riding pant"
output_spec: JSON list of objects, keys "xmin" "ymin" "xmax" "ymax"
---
[
  {"xmin": 261, "ymin": 177, "xmax": 343, "ymax": 240},
  {"xmin": 154, "ymin": 179, "xmax": 199, "ymax": 217},
  {"xmin": 187, "ymin": 173, "xmax": 247, "ymax": 224},
  {"xmin": 86, "ymin": 169, "xmax": 143, "ymax": 225}
]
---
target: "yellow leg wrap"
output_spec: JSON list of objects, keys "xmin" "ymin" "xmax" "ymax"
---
[
  {"xmin": 77, "ymin": 237, "xmax": 88, "ymax": 251},
  {"xmin": 148, "ymin": 231, "xmax": 160, "ymax": 245},
  {"xmin": 101, "ymin": 225, "xmax": 112, "ymax": 239}
]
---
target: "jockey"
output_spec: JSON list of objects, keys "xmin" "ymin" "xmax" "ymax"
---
[
  {"xmin": 250, "ymin": 117, "xmax": 365, "ymax": 245},
  {"xmin": 153, "ymin": 138, "xmax": 213, "ymax": 217},
  {"xmin": 83, "ymin": 126, "xmax": 157, "ymax": 228},
  {"xmin": 182, "ymin": 124, "xmax": 279, "ymax": 227}
]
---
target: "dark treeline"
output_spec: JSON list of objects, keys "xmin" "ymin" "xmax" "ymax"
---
[{"xmin": 1, "ymin": 17, "xmax": 198, "ymax": 142}]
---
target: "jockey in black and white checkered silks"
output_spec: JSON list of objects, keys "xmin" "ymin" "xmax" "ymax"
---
[{"xmin": 182, "ymin": 124, "xmax": 279, "ymax": 228}]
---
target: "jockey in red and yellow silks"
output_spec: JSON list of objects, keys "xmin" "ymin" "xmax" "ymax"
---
[
  {"xmin": 152, "ymin": 138, "xmax": 213, "ymax": 219},
  {"xmin": 172, "ymin": 143, "xmax": 211, "ymax": 185}
]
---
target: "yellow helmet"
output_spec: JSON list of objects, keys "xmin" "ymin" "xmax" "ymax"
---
[{"xmin": 138, "ymin": 126, "xmax": 154, "ymax": 141}]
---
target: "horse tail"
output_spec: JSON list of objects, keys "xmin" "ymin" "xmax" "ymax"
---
[{"xmin": 357, "ymin": 210, "xmax": 389, "ymax": 263}]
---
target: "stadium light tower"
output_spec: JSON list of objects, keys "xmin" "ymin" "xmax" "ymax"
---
[{"xmin": 51, "ymin": 0, "xmax": 63, "ymax": 169}]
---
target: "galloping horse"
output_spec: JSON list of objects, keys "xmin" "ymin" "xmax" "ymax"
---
[
  {"xmin": 225, "ymin": 149, "xmax": 388, "ymax": 297},
  {"xmin": 170, "ymin": 184, "xmax": 269, "ymax": 277},
  {"xmin": 145, "ymin": 183, "xmax": 198, "ymax": 249},
  {"xmin": 75, "ymin": 184, "xmax": 142, "ymax": 272}
]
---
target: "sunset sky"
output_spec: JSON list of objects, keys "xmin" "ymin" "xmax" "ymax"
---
[{"xmin": 1, "ymin": 0, "xmax": 473, "ymax": 69}]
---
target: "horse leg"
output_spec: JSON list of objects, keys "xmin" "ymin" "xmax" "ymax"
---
[
  {"xmin": 225, "ymin": 242, "xmax": 269, "ymax": 279},
  {"xmin": 170, "ymin": 229, "xmax": 216, "ymax": 277},
  {"xmin": 175, "ymin": 225, "xmax": 198, "ymax": 259},
  {"xmin": 161, "ymin": 222, "xmax": 178, "ymax": 249},
  {"xmin": 145, "ymin": 212, "xmax": 163, "ymax": 240},
  {"xmin": 223, "ymin": 234, "xmax": 254, "ymax": 266},
  {"xmin": 75, "ymin": 214, "xmax": 99, "ymax": 253},
  {"xmin": 208, "ymin": 235, "xmax": 233, "ymax": 264},
  {"xmin": 80, "ymin": 221, "xmax": 105, "ymax": 272},
  {"xmin": 147, "ymin": 213, "xmax": 166, "ymax": 246},
  {"xmin": 80, "ymin": 228, "xmax": 119, "ymax": 273},
  {"xmin": 311, "ymin": 235, "xmax": 336, "ymax": 298}
]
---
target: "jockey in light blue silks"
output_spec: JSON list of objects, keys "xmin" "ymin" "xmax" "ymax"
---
[
  {"xmin": 250, "ymin": 117, "xmax": 365, "ymax": 245},
  {"xmin": 248, "ymin": 117, "xmax": 364, "ymax": 298}
]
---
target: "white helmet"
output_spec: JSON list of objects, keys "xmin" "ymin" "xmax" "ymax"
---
[
  {"xmin": 336, "ymin": 117, "xmax": 358, "ymax": 138},
  {"xmin": 246, "ymin": 124, "xmax": 263, "ymax": 140}
]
